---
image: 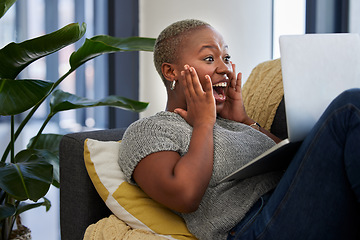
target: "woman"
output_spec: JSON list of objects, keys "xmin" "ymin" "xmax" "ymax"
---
[{"xmin": 118, "ymin": 19, "xmax": 360, "ymax": 240}]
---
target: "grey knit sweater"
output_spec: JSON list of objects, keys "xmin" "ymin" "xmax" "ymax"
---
[{"xmin": 118, "ymin": 111, "xmax": 282, "ymax": 240}]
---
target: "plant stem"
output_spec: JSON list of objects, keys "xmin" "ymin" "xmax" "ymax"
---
[
  {"xmin": 8, "ymin": 200, "xmax": 17, "ymax": 240},
  {"xmin": 10, "ymin": 116, "xmax": 14, "ymax": 163},
  {"xmin": 28, "ymin": 114, "xmax": 54, "ymax": 149},
  {"xmin": 0, "ymin": 68, "xmax": 76, "ymax": 163},
  {"xmin": 0, "ymin": 190, "xmax": 8, "ymax": 240},
  {"xmin": 1, "ymin": 195, "xmax": 15, "ymax": 240}
]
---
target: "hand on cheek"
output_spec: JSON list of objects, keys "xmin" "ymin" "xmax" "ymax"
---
[
  {"xmin": 219, "ymin": 64, "xmax": 251, "ymax": 124},
  {"xmin": 174, "ymin": 65, "xmax": 216, "ymax": 128}
]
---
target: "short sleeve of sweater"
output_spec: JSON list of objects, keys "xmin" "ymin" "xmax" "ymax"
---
[{"xmin": 118, "ymin": 112, "xmax": 191, "ymax": 183}]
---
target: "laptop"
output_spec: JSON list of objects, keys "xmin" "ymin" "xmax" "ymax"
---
[{"xmin": 220, "ymin": 33, "xmax": 360, "ymax": 183}]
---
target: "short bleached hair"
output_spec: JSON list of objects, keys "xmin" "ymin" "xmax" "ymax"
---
[{"xmin": 153, "ymin": 19, "xmax": 210, "ymax": 85}]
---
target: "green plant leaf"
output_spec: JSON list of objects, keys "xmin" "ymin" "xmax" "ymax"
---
[
  {"xmin": 27, "ymin": 134, "xmax": 63, "ymax": 155},
  {"xmin": 0, "ymin": 79, "xmax": 54, "ymax": 115},
  {"xmin": 16, "ymin": 148, "xmax": 59, "ymax": 188},
  {"xmin": 69, "ymin": 35, "xmax": 155, "ymax": 70},
  {"xmin": 0, "ymin": 151, "xmax": 53, "ymax": 201},
  {"xmin": 0, "ymin": 22, "xmax": 86, "ymax": 79},
  {"xmin": 91, "ymin": 35, "xmax": 156, "ymax": 51},
  {"xmin": 27, "ymin": 135, "xmax": 61, "ymax": 187},
  {"xmin": 16, "ymin": 197, "xmax": 51, "ymax": 216},
  {"xmin": 0, "ymin": 0, "xmax": 16, "ymax": 19},
  {"xmin": 50, "ymin": 89, "xmax": 149, "ymax": 114},
  {"xmin": 0, "ymin": 203, "xmax": 16, "ymax": 221}
]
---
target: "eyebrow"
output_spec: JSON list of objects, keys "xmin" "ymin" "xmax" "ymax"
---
[{"xmin": 198, "ymin": 44, "xmax": 229, "ymax": 53}]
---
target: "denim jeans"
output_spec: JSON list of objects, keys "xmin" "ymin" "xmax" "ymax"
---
[{"xmin": 228, "ymin": 89, "xmax": 360, "ymax": 240}]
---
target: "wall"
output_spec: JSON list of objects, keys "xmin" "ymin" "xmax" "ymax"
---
[
  {"xmin": 138, "ymin": 0, "xmax": 273, "ymax": 117},
  {"xmin": 350, "ymin": 0, "xmax": 360, "ymax": 33}
]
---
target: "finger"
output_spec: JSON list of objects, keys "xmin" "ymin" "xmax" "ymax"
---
[
  {"xmin": 184, "ymin": 65, "xmax": 198, "ymax": 96},
  {"xmin": 230, "ymin": 63, "xmax": 237, "ymax": 89},
  {"xmin": 179, "ymin": 65, "xmax": 195, "ymax": 98},
  {"xmin": 179, "ymin": 70, "xmax": 190, "ymax": 97},
  {"xmin": 203, "ymin": 75, "xmax": 213, "ymax": 93},
  {"xmin": 231, "ymin": 62, "xmax": 236, "ymax": 73},
  {"xmin": 174, "ymin": 108, "xmax": 188, "ymax": 119},
  {"xmin": 188, "ymin": 66, "xmax": 205, "ymax": 95},
  {"xmin": 235, "ymin": 72, "xmax": 242, "ymax": 92}
]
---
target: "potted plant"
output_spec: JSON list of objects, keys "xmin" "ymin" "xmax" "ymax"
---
[{"xmin": 0, "ymin": 1, "xmax": 155, "ymax": 239}]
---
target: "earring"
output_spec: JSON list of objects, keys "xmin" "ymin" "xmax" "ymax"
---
[{"xmin": 170, "ymin": 80, "xmax": 176, "ymax": 90}]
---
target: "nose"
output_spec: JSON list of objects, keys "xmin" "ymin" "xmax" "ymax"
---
[{"xmin": 215, "ymin": 60, "xmax": 231, "ymax": 75}]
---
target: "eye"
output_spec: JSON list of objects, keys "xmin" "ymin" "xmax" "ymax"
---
[
  {"xmin": 224, "ymin": 55, "xmax": 231, "ymax": 63},
  {"xmin": 204, "ymin": 56, "xmax": 214, "ymax": 62}
]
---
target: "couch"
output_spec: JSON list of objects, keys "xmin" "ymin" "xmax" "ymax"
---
[{"xmin": 59, "ymin": 59, "xmax": 287, "ymax": 239}]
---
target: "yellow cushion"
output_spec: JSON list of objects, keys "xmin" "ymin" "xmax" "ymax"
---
[{"xmin": 84, "ymin": 138, "xmax": 197, "ymax": 240}]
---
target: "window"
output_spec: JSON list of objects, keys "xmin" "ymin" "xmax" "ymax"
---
[
  {"xmin": 0, "ymin": 0, "xmax": 108, "ymax": 238},
  {"xmin": 0, "ymin": 0, "xmax": 108, "ymax": 132},
  {"xmin": 272, "ymin": 0, "xmax": 306, "ymax": 58}
]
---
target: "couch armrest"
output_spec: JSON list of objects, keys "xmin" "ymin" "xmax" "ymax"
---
[
  {"xmin": 270, "ymin": 98, "xmax": 288, "ymax": 140},
  {"xmin": 59, "ymin": 128, "xmax": 126, "ymax": 240}
]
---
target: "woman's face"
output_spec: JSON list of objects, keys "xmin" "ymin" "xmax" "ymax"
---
[{"xmin": 173, "ymin": 26, "xmax": 233, "ymax": 113}]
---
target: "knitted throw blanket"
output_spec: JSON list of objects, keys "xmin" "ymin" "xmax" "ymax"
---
[
  {"xmin": 242, "ymin": 58, "xmax": 284, "ymax": 131},
  {"xmin": 83, "ymin": 215, "xmax": 167, "ymax": 240}
]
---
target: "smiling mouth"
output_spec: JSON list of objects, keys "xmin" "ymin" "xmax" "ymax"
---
[{"xmin": 212, "ymin": 82, "xmax": 227, "ymax": 101}]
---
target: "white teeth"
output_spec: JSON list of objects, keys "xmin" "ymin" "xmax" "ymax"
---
[{"xmin": 213, "ymin": 82, "xmax": 227, "ymax": 87}]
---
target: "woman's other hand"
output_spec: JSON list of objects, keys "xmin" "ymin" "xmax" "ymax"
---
[{"xmin": 218, "ymin": 63, "xmax": 253, "ymax": 124}]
